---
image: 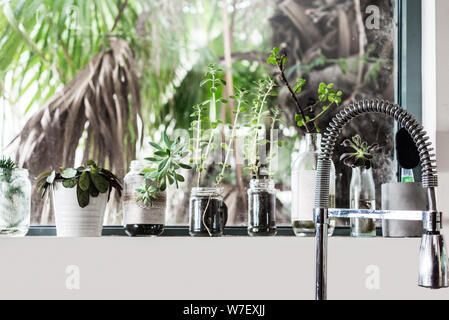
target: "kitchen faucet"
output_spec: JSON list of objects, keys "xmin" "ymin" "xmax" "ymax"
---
[{"xmin": 313, "ymin": 99, "xmax": 448, "ymax": 300}]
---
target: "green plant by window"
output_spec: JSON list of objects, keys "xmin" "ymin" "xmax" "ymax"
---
[
  {"xmin": 340, "ymin": 135, "xmax": 383, "ymax": 169},
  {"xmin": 37, "ymin": 160, "xmax": 122, "ymax": 208},
  {"xmin": 0, "ymin": 157, "xmax": 23, "ymax": 202},
  {"xmin": 136, "ymin": 133, "xmax": 191, "ymax": 206},
  {"xmin": 267, "ymin": 47, "xmax": 342, "ymax": 133},
  {"xmin": 245, "ymin": 78, "xmax": 276, "ymax": 179},
  {"xmin": 190, "ymin": 64, "xmax": 228, "ymax": 187}
]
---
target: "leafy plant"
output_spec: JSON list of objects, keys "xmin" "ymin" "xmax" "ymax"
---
[
  {"xmin": 215, "ymin": 87, "xmax": 248, "ymax": 187},
  {"xmin": 136, "ymin": 133, "xmax": 191, "ymax": 206},
  {"xmin": 37, "ymin": 160, "xmax": 122, "ymax": 208},
  {"xmin": 266, "ymin": 107, "xmax": 282, "ymax": 179},
  {"xmin": 190, "ymin": 64, "xmax": 228, "ymax": 187},
  {"xmin": 267, "ymin": 47, "xmax": 342, "ymax": 133},
  {"xmin": 340, "ymin": 135, "xmax": 383, "ymax": 169},
  {"xmin": 0, "ymin": 157, "xmax": 17, "ymax": 183},
  {"xmin": 245, "ymin": 78, "xmax": 276, "ymax": 179},
  {"xmin": 0, "ymin": 157, "xmax": 23, "ymax": 202}
]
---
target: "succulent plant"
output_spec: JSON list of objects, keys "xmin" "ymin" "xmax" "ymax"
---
[
  {"xmin": 37, "ymin": 160, "xmax": 122, "ymax": 208},
  {"xmin": 137, "ymin": 133, "xmax": 191, "ymax": 206},
  {"xmin": 340, "ymin": 135, "xmax": 383, "ymax": 169}
]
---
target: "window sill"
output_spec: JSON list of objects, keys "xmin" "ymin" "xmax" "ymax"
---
[{"xmin": 24, "ymin": 226, "xmax": 381, "ymax": 237}]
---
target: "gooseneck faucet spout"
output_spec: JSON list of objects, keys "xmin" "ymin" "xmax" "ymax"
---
[{"xmin": 313, "ymin": 99, "xmax": 448, "ymax": 300}]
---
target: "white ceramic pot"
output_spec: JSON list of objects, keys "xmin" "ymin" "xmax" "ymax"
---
[{"xmin": 53, "ymin": 182, "xmax": 108, "ymax": 237}]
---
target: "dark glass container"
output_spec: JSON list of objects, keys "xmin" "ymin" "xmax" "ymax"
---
[
  {"xmin": 189, "ymin": 187, "xmax": 227, "ymax": 237},
  {"xmin": 247, "ymin": 179, "xmax": 277, "ymax": 236}
]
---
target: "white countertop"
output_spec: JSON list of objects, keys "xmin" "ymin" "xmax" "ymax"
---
[{"xmin": 0, "ymin": 236, "xmax": 448, "ymax": 300}]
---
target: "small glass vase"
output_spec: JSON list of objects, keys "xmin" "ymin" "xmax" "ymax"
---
[
  {"xmin": 350, "ymin": 167, "xmax": 376, "ymax": 237},
  {"xmin": 123, "ymin": 160, "xmax": 166, "ymax": 237},
  {"xmin": 0, "ymin": 168, "xmax": 31, "ymax": 236},
  {"xmin": 189, "ymin": 187, "xmax": 227, "ymax": 237},
  {"xmin": 247, "ymin": 179, "xmax": 277, "ymax": 236},
  {"xmin": 291, "ymin": 133, "xmax": 336, "ymax": 236}
]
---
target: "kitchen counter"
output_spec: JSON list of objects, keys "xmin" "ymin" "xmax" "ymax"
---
[{"xmin": 0, "ymin": 234, "xmax": 448, "ymax": 299}]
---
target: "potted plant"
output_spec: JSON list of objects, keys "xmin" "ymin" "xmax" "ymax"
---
[
  {"xmin": 244, "ymin": 78, "xmax": 279, "ymax": 236},
  {"xmin": 267, "ymin": 46, "xmax": 342, "ymax": 236},
  {"xmin": 340, "ymin": 135, "xmax": 383, "ymax": 237},
  {"xmin": 0, "ymin": 157, "xmax": 31, "ymax": 236},
  {"xmin": 123, "ymin": 134, "xmax": 191, "ymax": 236},
  {"xmin": 188, "ymin": 65, "xmax": 244, "ymax": 237},
  {"xmin": 37, "ymin": 160, "xmax": 122, "ymax": 237}
]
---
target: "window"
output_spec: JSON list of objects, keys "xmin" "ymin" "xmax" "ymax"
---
[{"xmin": 0, "ymin": 0, "xmax": 415, "ymax": 228}]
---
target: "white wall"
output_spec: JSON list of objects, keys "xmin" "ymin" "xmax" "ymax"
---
[{"xmin": 422, "ymin": 0, "xmax": 449, "ymax": 231}]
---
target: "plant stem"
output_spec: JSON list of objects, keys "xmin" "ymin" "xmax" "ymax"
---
[
  {"xmin": 196, "ymin": 107, "xmax": 202, "ymax": 188},
  {"xmin": 251, "ymin": 81, "xmax": 274, "ymax": 179},
  {"xmin": 277, "ymin": 60, "xmax": 312, "ymax": 133},
  {"xmin": 215, "ymin": 94, "xmax": 243, "ymax": 187}
]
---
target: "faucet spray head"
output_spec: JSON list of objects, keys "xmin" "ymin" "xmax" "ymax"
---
[{"xmin": 418, "ymin": 233, "xmax": 448, "ymax": 288}]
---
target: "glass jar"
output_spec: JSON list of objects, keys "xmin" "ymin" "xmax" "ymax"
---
[
  {"xmin": 123, "ymin": 160, "xmax": 166, "ymax": 236},
  {"xmin": 0, "ymin": 168, "xmax": 31, "ymax": 236},
  {"xmin": 291, "ymin": 133, "xmax": 336, "ymax": 236},
  {"xmin": 350, "ymin": 167, "xmax": 376, "ymax": 237},
  {"xmin": 189, "ymin": 187, "xmax": 227, "ymax": 237},
  {"xmin": 247, "ymin": 179, "xmax": 277, "ymax": 236}
]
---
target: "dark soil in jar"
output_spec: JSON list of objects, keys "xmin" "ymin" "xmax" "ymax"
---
[
  {"xmin": 125, "ymin": 224, "xmax": 164, "ymax": 237},
  {"xmin": 189, "ymin": 197, "xmax": 227, "ymax": 237},
  {"xmin": 248, "ymin": 190, "xmax": 276, "ymax": 236}
]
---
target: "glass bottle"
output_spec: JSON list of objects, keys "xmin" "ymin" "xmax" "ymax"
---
[
  {"xmin": 123, "ymin": 160, "xmax": 165, "ymax": 236},
  {"xmin": 291, "ymin": 133, "xmax": 336, "ymax": 236},
  {"xmin": 350, "ymin": 166, "xmax": 376, "ymax": 237},
  {"xmin": 247, "ymin": 179, "xmax": 277, "ymax": 236},
  {"xmin": 189, "ymin": 187, "xmax": 227, "ymax": 237},
  {"xmin": 0, "ymin": 168, "xmax": 31, "ymax": 236}
]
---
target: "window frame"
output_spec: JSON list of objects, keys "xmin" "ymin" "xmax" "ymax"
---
[{"xmin": 27, "ymin": 0, "xmax": 422, "ymax": 235}]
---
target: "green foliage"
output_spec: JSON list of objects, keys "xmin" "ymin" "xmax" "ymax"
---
[
  {"xmin": 244, "ymin": 78, "xmax": 275, "ymax": 179},
  {"xmin": 190, "ymin": 64, "xmax": 228, "ymax": 187},
  {"xmin": 340, "ymin": 135, "xmax": 383, "ymax": 169},
  {"xmin": 37, "ymin": 160, "xmax": 122, "ymax": 208},
  {"xmin": 215, "ymin": 86, "xmax": 248, "ymax": 187},
  {"xmin": 136, "ymin": 133, "xmax": 191, "ymax": 206},
  {"xmin": 266, "ymin": 107, "xmax": 281, "ymax": 179},
  {"xmin": 0, "ymin": 157, "xmax": 23, "ymax": 202},
  {"xmin": 268, "ymin": 46, "xmax": 343, "ymax": 133},
  {"xmin": 0, "ymin": 157, "xmax": 17, "ymax": 183}
]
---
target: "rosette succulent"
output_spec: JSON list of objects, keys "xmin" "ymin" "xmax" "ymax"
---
[{"xmin": 340, "ymin": 135, "xmax": 383, "ymax": 169}]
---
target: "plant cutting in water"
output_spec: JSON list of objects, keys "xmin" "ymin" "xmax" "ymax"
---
[
  {"xmin": 340, "ymin": 135, "xmax": 383, "ymax": 169},
  {"xmin": 37, "ymin": 160, "xmax": 122, "ymax": 208},
  {"xmin": 189, "ymin": 65, "xmax": 246, "ymax": 236},
  {"xmin": 267, "ymin": 46, "xmax": 342, "ymax": 133},
  {"xmin": 244, "ymin": 78, "xmax": 278, "ymax": 179},
  {"xmin": 190, "ymin": 64, "xmax": 228, "ymax": 187},
  {"xmin": 136, "ymin": 133, "xmax": 192, "ymax": 206}
]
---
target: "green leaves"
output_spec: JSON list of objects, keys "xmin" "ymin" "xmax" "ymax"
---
[
  {"xmin": 36, "ymin": 160, "xmax": 122, "ymax": 207},
  {"xmin": 78, "ymin": 171, "xmax": 90, "ymax": 191},
  {"xmin": 61, "ymin": 168, "xmax": 77, "ymax": 179},
  {"xmin": 137, "ymin": 134, "xmax": 191, "ymax": 206},
  {"xmin": 76, "ymin": 184, "xmax": 90, "ymax": 208},
  {"xmin": 293, "ymin": 79, "xmax": 306, "ymax": 94},
  {"xmin": 90, "ymin": 172, "xmax": 109, "ymax": 193},
  {"xmin": 340, "ymin": 135, "xmax": 383, "ymax": 169}
]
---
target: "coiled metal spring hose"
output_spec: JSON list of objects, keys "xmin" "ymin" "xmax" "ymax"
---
[{"xmin": 314, "ymin": 99, "xmax": 438, "ymax": 210}]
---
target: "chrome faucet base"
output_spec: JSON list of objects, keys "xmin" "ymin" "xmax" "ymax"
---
[{"xmin": 418, "ymin": 233, "xmax": 449, "ymax": 289}]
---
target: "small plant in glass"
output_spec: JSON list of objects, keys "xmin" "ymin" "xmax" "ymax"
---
[
  {"xmin": 340, "ymin": 135, "xmax": 383, "ymax": 237},
  {"xmin": 188, "ymin": 65, "xmax": 246, "ymax": 236},
  {"xmin": 123, "ymin": 133, "xmax": 191, "ymax": 236},
  {"xmin": 0, "ymin": 157, "xmax": 31, "ymax": 236},
  {"xmin": 244, "ymin": 78, "xmax": 280, "ymax": 236}
]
